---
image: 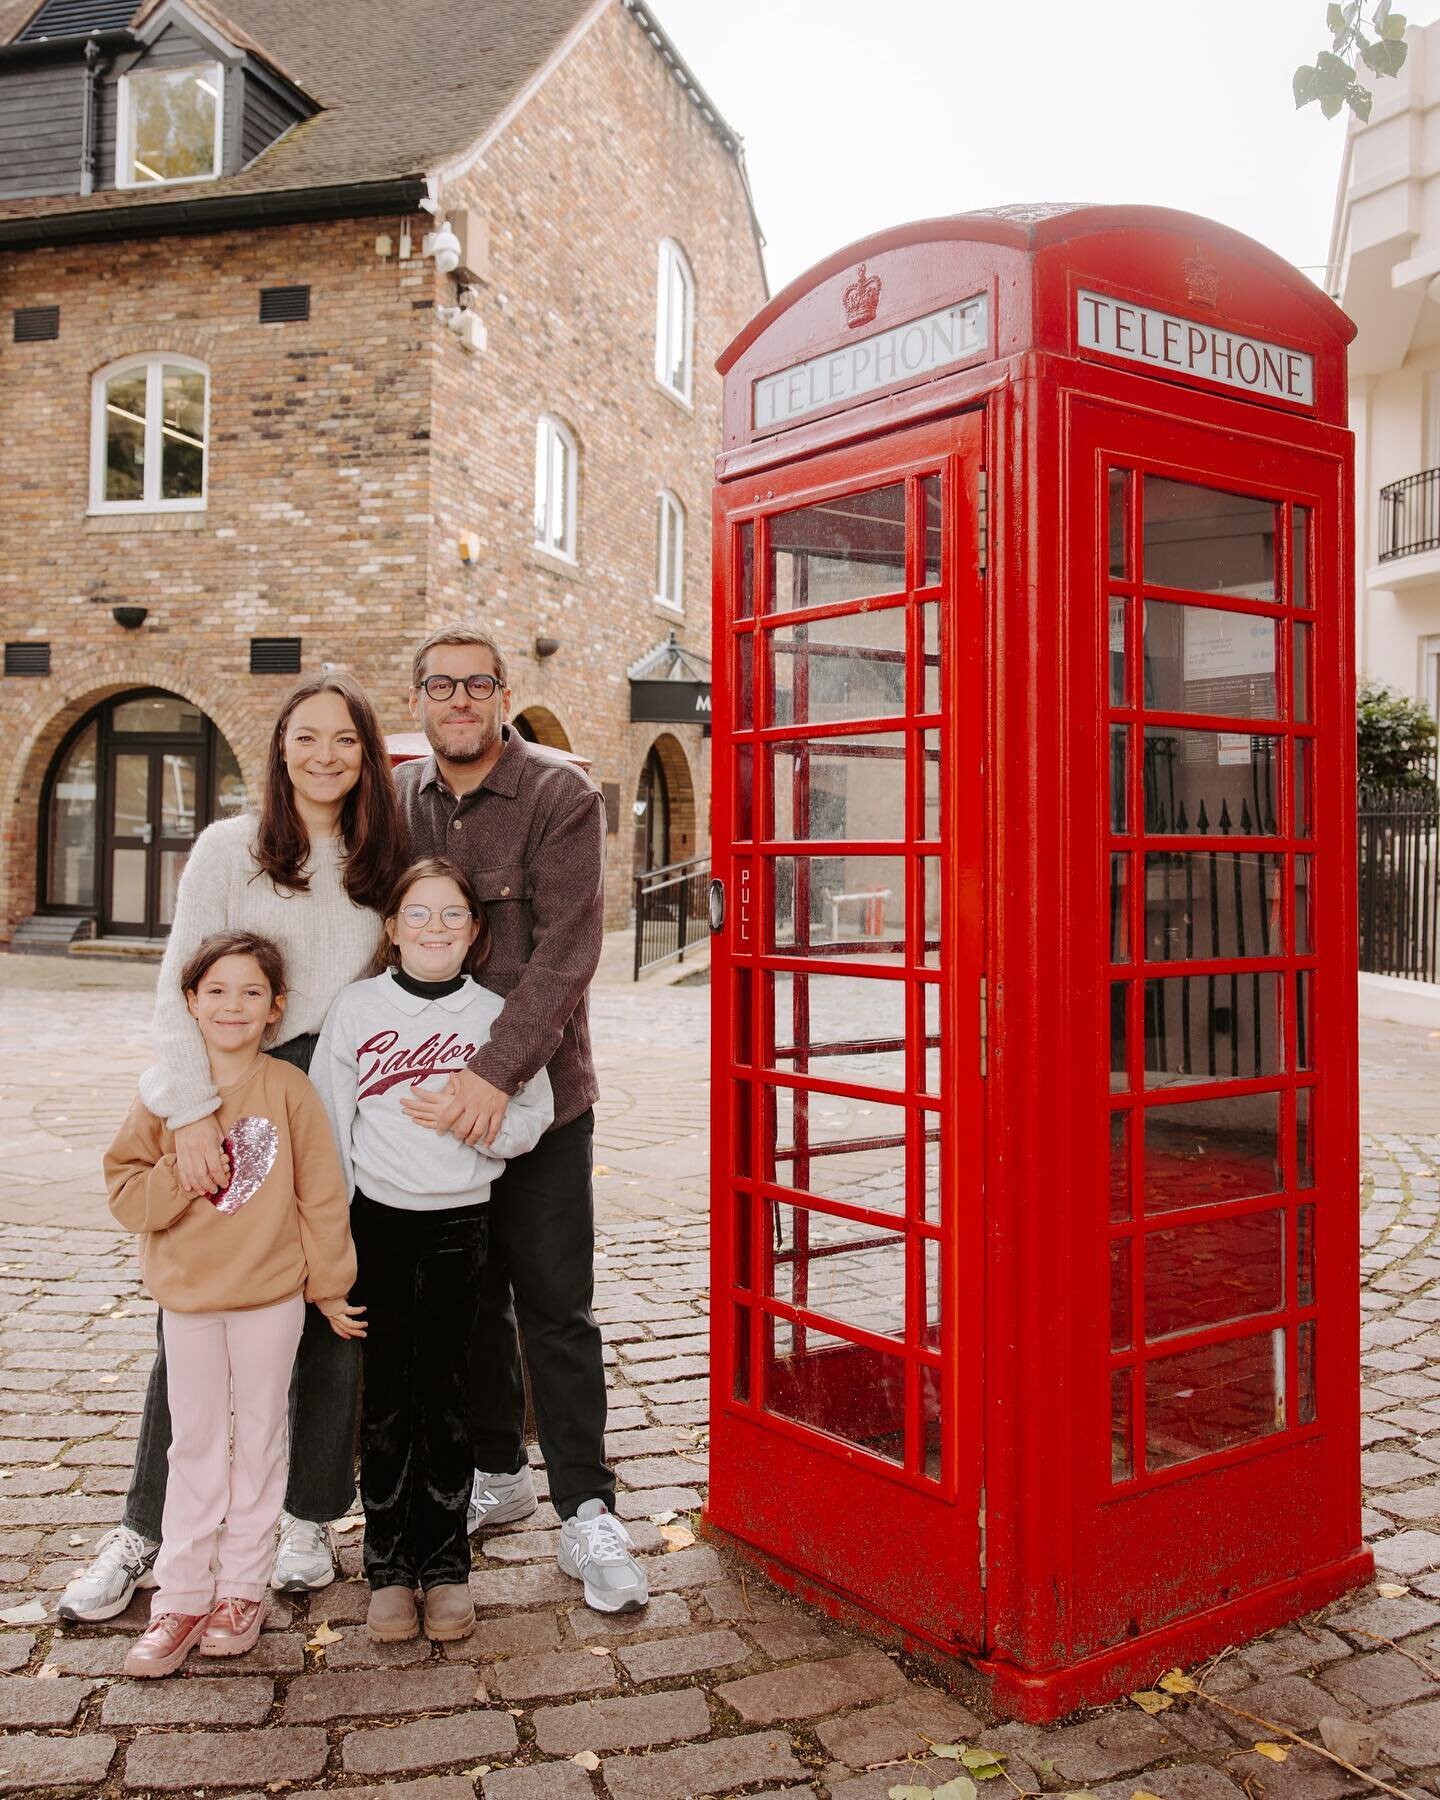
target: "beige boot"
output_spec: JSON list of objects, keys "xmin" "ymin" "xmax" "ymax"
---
[
  {"xmin": 422, "ymin": 1582, "xmax": 475, "ymax": 1642},
  {"xmin": 366, "ymin": 1585, "xmax": 419, "ymax": 1643}
]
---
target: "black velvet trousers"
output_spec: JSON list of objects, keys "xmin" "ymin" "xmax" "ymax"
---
[{"xmin": 352, "ymin": 1191, "xmax": 488, "ymax": 1591}]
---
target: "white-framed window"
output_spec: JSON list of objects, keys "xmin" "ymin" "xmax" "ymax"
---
[
  {"xmin": 533, "ymin": 415, "xmax": 577, "ymax": 560},
  {"xmin": 654, "ymin": 238, "xmax": 694, "ymax": 402},
  {"xmin": 117, "ymin": 62, "xmax": 224, "ymax": 187},
  {"xmin": 656, "ymin": 489, "xmax": 685, "ymax": 610},
  {"xmin": 90, "ymin": 354, "xmax": 209, "ymax": 512}
]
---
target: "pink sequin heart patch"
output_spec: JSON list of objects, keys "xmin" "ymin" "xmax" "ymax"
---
[{"xmin": 209, "ymin": 1116, "xmax": 278, "ymax": 1215}]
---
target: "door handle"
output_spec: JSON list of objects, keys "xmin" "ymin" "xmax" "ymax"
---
[
  {"xmin": 138, "ymin": 823, "xmax": 153, "ymax": 845},
  {"xmin": 708, "ymin": 878, "xmax": 725, "ymax": 933}
]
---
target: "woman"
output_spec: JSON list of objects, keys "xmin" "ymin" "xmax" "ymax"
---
[{"xmin": 60, "ymin": 671, "xmax": 405, "ymax": 1622}]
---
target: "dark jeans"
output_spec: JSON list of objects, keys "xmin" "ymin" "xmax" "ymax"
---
[
  {"xmin": 122, "ymin": 1031, "xmax": 359, "ymax": 1540},
  {"xmin": 468, "ymin": 1107, "xmax": 614, "ymax": 1521},
  {"xmin": 353, "ymin": 1192, "xmax": 488, "ymax": 1590}
]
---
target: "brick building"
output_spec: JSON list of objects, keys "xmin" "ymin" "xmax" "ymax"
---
[{"xmin": 0, "ymin": 0, "xmax": 766, "ymax": 940}]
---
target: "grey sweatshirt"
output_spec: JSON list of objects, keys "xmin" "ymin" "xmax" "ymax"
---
[{"xmin": 311, "ymin": 971, "xmax": 554, "ymax": 1211}]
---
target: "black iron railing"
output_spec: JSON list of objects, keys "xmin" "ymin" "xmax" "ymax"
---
[
  {"xmin": 1379, "ymin": 468, "xmax": 1440, "ymax": 561},
  {"xmin": 633, "ymin": 854, "xmax": 710, "ymax": 980},
  {"xmin": 1359, "ymin": 783, "xmax": 1440, "ymax": 981}
]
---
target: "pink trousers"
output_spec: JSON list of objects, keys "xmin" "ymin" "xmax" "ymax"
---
[{"xmin": 152, "ymin": 1293, "xmax": 306, "ymax": 1615}]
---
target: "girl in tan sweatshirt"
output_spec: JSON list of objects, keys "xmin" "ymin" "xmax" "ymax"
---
[{"xmin": 105, "ymin": 930, "xmax": 362, "ymax": 1678}]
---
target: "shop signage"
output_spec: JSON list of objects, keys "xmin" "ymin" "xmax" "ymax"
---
[
  {"xmin": 630, "ymin": 679, "xmax": 711, "ymax": 724},
  {"xmin": 1076, "ymin": 289, "xmax": 1314, "ymax": 406},
  {"xmin": 754, "ymin": 294, "xmax": 989, "ymax": 432}
]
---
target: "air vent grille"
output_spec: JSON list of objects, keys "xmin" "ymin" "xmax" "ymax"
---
[
  {"xmin": 17, "ymin": 0, "xmax": 134, "ymax": 40},
  {"xmin": 250, "ymin": 637, "xmax": 302, "ymax": 674},
  {"xmin": 259, "ymin": 285, "xmax": 311, "ymax": 324},
  {"xmin": 13, "ymin": 306, "xmax": 59, "ymax": 343},
  {"xmin": 5, "ymin": 642, "xmax": 51, "ymax": 677}
]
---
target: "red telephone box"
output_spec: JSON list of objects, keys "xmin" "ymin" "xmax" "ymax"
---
[{"xmin": 706, "ymin": 204, "xmax": 1369, "ymax": 1721}]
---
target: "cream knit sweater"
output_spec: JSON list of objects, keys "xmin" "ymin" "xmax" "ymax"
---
[{"xmin": 139, "ymin": 814, "xmax": 382, "ymax": 1130}]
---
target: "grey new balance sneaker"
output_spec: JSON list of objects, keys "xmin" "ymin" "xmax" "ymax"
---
[
  {"xmin": 467, "ymin": 1465, "xmax": 538, "ymax": 1534},
  {"xmin": 269, "ymin": 1512, "xmax": 336, "ymax": 1593},
  {"xmin": 557, "ymin": 1499, "xmax": 649, "ymax": 1613},
  {"xmin": 57, "ymin": 1524, "xmax": 159, "ymax": 1622}
]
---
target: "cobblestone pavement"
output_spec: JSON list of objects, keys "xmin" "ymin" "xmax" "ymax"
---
[{"xmin": 0, "ymin": 952, "xmax": 1438, "ymax": 1798}]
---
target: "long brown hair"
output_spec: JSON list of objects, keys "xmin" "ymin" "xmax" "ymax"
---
[
  {"xmin": 253, "ymin": 671, "xmax": 404, "ymax": 912},
  {"xmin": 367, "ymin": 856, "xmax": 492, "ymax": 980}
]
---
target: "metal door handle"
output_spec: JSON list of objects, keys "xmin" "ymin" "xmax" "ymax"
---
[{"xmin": 708, "ymin": 878, "xmax": 725, "ymax": 933}]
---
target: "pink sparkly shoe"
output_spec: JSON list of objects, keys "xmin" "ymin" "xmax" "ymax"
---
[
  {"xmin": 200, "ymin": 1595, "xmax": 266, "ymax": 1657},
  {"xmin": 123, "ymin": 1610, "xmax": 209, "ymax": 1677}
]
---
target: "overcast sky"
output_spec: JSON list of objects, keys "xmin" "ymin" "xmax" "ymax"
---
[{"xmin": 650, "ymin": 0, "xmax": 1440, "ymax": 296}]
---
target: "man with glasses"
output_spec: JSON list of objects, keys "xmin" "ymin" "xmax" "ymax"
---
[{"xmin": 392, "ymin": 626, "xmax": 647, "ymax": 1613}]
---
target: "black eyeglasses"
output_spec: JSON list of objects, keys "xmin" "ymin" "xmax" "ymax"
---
[{"xmin": 420, "ymin": 673, "xmax": 503, "ymax": 702}]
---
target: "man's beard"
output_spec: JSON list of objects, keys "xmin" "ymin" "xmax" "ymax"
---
[{"xmin": 428, "ymin": 713, "xmax": 501, "ymax": 764}]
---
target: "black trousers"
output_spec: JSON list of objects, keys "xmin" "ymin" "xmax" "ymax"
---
[
  {"xmin": 467, "ymin": 1107, "xmax": 614, "ymax": 1520},
  {"xmin": 353, "ymin": 1191, "xmax": 488, "ymax": 1591},
  {"xmin": 123, "ymin": 1032, "xmax": 359, "ymax": 1540}
]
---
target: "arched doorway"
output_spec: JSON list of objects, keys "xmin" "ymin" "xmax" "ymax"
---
[
  {"xmin": 42, "ymin": 689, "xmax": 246, "ymax": 938},
  {"xmin": 632, "ymin": 743, "xmax": 671, "ymax": 877},
  {"xmin": 512, "ymin": 706, "xmax": 572, "ymax": 751}
]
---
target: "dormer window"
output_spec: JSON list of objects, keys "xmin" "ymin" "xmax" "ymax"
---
[{"xmin": 118, "ymin": 63, "xmax": 224, "ymax": 187}]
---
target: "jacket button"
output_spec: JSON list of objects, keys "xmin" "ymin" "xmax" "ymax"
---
[
  {"xmin": 452, "ymin": 820, "xmax": 462, "ymax": 831},
  {"xmin": 500, "ymin": 885, "xmax": 511, "ymax": 897}
]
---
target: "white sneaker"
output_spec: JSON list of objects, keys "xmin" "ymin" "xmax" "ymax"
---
[
  {"xmin": 57, "ymin": 1525, "xmax": 159, "ymax": 1622},
  {"xmin": 269, "ymin": 1512, "xmax": 336, "ymax": 1593},
  {"xmin": 467, "ymin": 1465, "xmax": 538, "ymax": 1534},
  {"xmin": 557, "ymin": 1499, "xmax": 649, "ymax": 1613}
]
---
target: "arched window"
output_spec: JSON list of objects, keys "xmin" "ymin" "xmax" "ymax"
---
[
  {"xmin": 654, "ymin": 239, "xmax": 694, "ymax": 402},
  {"xmin": 533, "ymin": 414, "xmax": 578, "ymax": 560},
  {"xmin": 656, "ymin": 489, "xmax": 685, "ymax": 611},
  {"xmin": 91, "ymin": 354, "xmax": 209, "ymax": 512}
]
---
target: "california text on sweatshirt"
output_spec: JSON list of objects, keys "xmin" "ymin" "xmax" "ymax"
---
[
  {"xmin": 311, "ymin": 972, "xmax": 555, "ymax": 1211},
  {"xmin": 106, "ymin": 1056, "xmax": 357, "ymax": 1313}
]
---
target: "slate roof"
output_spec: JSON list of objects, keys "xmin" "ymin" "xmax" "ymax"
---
[{"xmin": 0, "ymin": 0, "xmax": 606, "ymax": 224}]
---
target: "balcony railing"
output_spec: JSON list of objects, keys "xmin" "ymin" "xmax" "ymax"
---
[{"xmin": 1379, "ymin": 467, "xmax": 1440, "ymax": 561}]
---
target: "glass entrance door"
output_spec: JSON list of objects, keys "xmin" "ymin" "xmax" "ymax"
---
[
  {"xmin": 712, "ymin": 411, "xmax": 986, "ymax": 1649},
  {"xmin": 100, "ymin": 697, "xmax": 206, "ymax": 936}
]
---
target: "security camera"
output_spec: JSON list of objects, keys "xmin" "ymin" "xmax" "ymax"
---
[{"xmin": 427, "ymin": 221, "xmax": 461, "ymax": 276}]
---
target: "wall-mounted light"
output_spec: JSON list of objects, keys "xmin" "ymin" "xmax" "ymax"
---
[
  {"xmin": 112, "ymin": 604, "xmax": 147, "ymax": 630},
  {"xmin": 535, "ymin": 635, "xmax": 561, "ymax": 660},
  {"xmin": 633, "ymin": 799, "xmax": 648, "ymax": 818}
]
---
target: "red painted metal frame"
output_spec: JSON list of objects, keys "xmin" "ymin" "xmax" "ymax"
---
[{"xmin": 708, "ymin": 205, "xmax": 1367, "ymax": 1722}]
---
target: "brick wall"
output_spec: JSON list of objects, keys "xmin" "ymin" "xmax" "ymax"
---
[{"xmin": 0, "ymin": 0, "xmax": 767, "ymax": 937}]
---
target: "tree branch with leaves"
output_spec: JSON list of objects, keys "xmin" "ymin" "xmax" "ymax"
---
[{"xmin": 1295, "ymin": 1, "xmax": 1408, "ymax": 122}]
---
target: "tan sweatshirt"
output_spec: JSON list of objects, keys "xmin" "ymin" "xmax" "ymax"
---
[{"xmin": 106, "ymin": 1056, "xmax": 356, "ymax": 1314}]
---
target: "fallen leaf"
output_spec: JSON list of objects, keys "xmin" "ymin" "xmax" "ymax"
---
[
  {"xmin": 649, "ymin": 1509, "xmax": 679, "ymax": 1526},
  {"xmin": 1158, "ymin": 1668, "xmax": 1196, "ymax": 1694},
  {"xmin": 97, "ymin": 1374, "xmax": 118, "ymax": 1385},
  {"xmin": 40, "ymin": 1463, "xmax": 59, "ymax": 1472},
  {"xmin": 464, "ymin": 1768, "xmax": 490, "ymax": 1781},
  {"xmin": 1129, "ymin": 1690, "xmax": 1171, "ymax": 1715},
  {"xmin": 1375, "ymin": 1582, "xmax": 1409, "ymax": 1598},
  {"xmin": 108, "ymin": 1310, "xmax": 131, "ymax": 1319},
  {"xmin": 572, "ymin": 1751, "xmax": 601, "ymax": 1771},
  {"xmin": 960, "ymin": 1747, "xmax": 1006, "ymax": 1779},
  {"xmin": 67, "ymin": 1535, "xmax": 85, "ymax": 1547},
  {"xmin": 934, "ymin": 1781, "xmax": 978, "ymax": 1800},
  {"xmin": 306, "ymin": 1622, "xmax": 341, "ymax": 1650},
  {"xmin": 330, "ymin": 1516, "xmax": 364, "ymax": 1535},
  {"xmin": 1253, "ymin": 1743, "xmax": 1288, "ymax": 1763},
  {"xmin": 593, "ymin": 1165, "xmax": 614, "ymax": 1177},
  {"xmin": 0, "ymin": 1602, "xmax": 45, "ymax": 1624},
  {"xmin": 34, "ymin": 1664, "xmax": 59, "ymax": 1681},
  {"xmin": 659, "ymin": 1524, "xmax": 696, "ymax": 1551},
  {"xmin": 930, "ymin": 1745, "xmax": 965, "ymax": 1760},
  {"xmin": 587, "ymin": 1646, "xmax": 609, "ymax": 1656},
  {"xmin": 888, "ymin": 1788, "xmax": 934, "ymax": 1800},
  {"xmin": 474, "ymin": 1682, "xmax": 489, "ymax": 1703},
  {"xmin": 1131, "ymin": 1792, "xmax": 1165, "ymax": 1799}
]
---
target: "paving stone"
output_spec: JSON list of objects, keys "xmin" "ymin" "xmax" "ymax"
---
[
  {"xmin": 489, "ymin": 1646, "xmax": 618, "ymax": 1700},
  {"xmin": 700, "ymin": 1580, "xmax": 788, "ymax": 1622},
  {"xmin": 1234, "ymin": 1674, "xmax": 1362, "ymax": 1733},
  {"xmin": 309, "ymin": 1580, "xmax": 370, "ymax": 1624},
  {"xmin": 1373, "ymin": 1527, "xmax": 1440, "ymax": 1575},
  {"xmin": 341, "ymin": 1709, "xmax": 520, "ymax": 1773},
  {"xmin": 1238, "ymin": 1624, "xmax": 1352, "ymax": 1677},
  {"xmin": 615, "ymin": 1486, "xmax": 702, "ymax": 1520},
  {"xmin": 470, "ymin": 1563, "xmax": 576, "ymax": 1609},
  {"xmin": 1327, "ymin": 1589, "xmax": 1440, "ymax": 1639},
  {"xmin": 829, "ymin": 1756, "xmax": 991, "ymax": 1800},
  {"xmin": 746, "ymin": 1618, "xmax": 856, "ymax": 1661},
  {"xmin": 1325, "ymin": 1647, "xmax": 1439, "ymax": 1708},
  {"xmin": 1036, "ymin": 1711, "xmax": 1181, "ymax": 1783},
  {"xmin": 101, "ymin": 1675, "xmax": 274, "ymax": 1725},
  {"xmin": 340, "ymin": 1783, "xmax": 480, "ymax": 1800},
  {"xmin": 718, "ymin": 1650, "xmax": 907, "ymax": 1724},
  {"xmin": 122, "ymin": 1726, "xmax": 328, "ymax": 1790},
  {"xmin": 1362, "ymin": 1448, "xmax": 1439, "ymax": 1487},
  {"xmin": 1090, "ymin": 1764, "xmax": 1248, "ymax": 1800},
  {"xmin": 283, "ymin": 1663, "xmax": 478, "ymax": 1722},
  {"xmin": 0, "ymin": 1732, "xmax": 117, "ymax": 1791},
  {"xmin": 814, "ymin": 1688, "xmax": 986, "ymax": 1764},
  {"xmin": 42, "ymin": 1633, "xmax": 137, "ymax": 1675},
  {"xmin": 190, "ymin": 1631, "xmax": 305, "ymax": 1674},
  {"xmin": 1369, "ymin": 1483, "xmax": 1440, "ymax": 1525},
  {"xmin": 567, "ymin": 1593, "xmax": 691, "ymax": 1642},
  {"xmin": 643, "ymin": 1543, "xmax": 724, "ymax": 1592},
  {"xmin": 0, "ymin": 1671, "xmax": 94, "ymax": 1725},
  {"xmin": 443, "ymin": 1610, "xmax": 565, "ymax": 1660},
  {"xmin": 602, "ymin": 1727, "xmax": 805, "ymax": 1799},
  {"xmin": 1376, "ymin": 1695, "xmax": 1440, "ymax": 1766},
  {"xmin": 324, "ymin": 1625, "xmax": 436, "ymax": 1669},
  {"xmin": 614, "ymin": 1455, "xmax": 709, "ymax": 1489},
  {"xmin": 0, "ymin": 1629, "xmax": 34, "ymax": 1670},
  {"xmin": 531, "ymin": 1686, "xmax": 712, "ymax": 1753},
  {"xmin": 616, "ymin": 1626, "xmax": 747, "ymax": 1682},
  {"xmin": 483, "ymin": 1763, "xmax": 597, "ymax": 1800}
]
